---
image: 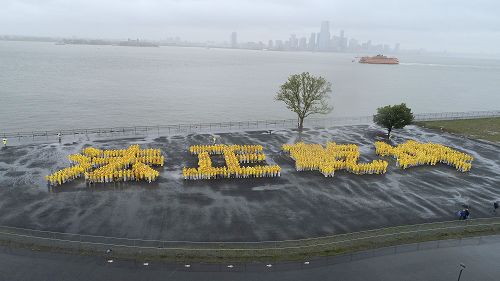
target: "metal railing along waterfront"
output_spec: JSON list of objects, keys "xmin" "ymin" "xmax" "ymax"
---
[
  {"xmin": 1, "ymin": 217, "xmax": 499, "ymax": 262},
  {"xmin": 1, "ymin": 110, "xmax": 499, "ymax": 141},
  {"xmin": 413, "ymin": 110, "xmax": 500, "ymax": 121}
]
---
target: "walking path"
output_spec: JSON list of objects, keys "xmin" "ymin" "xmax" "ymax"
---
[{"xmin": 1, "ymin": 235, "xmax": 499, "ymax": 281}]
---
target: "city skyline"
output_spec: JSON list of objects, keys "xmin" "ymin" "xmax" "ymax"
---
[
  {"xmin": 1, "ymin": 0, "xmax": 499, "ymax": 55},
  {"xmin": 225, "ymin": 21, "xmax": 404, "ymax": 54},
  {"xmin": 0, "ymin": 20, "xmax": 407, "ymax": 54}
]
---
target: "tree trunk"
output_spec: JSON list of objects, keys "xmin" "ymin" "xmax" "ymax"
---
[
  {"xmin": 298, "ymin": 117, "xmax": 304, "ymax": 132},
  {"xmin": 387, "ymin": 127, "xmax": 392, "ymax": 138}
]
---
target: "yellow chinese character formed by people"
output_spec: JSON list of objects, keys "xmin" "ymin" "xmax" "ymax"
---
[
  {"xmin": 183, "ymin": 144, "xmax": 281, "ymax": 180},
  {"xmin": 375, "ymin": 140, "xmax": 472, "ymax": 172},
  {"xmin": 282, "ymin": 142, "xmax": 388, "ymax": 177},
  {"xmin": 45, "ymin": 145, "xmax": 164, "ymax": 186}
]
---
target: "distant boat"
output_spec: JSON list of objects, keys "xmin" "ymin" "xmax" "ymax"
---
[{"xmin": 359, "ymin": 54, "xmax": 399, "ymax": 64}]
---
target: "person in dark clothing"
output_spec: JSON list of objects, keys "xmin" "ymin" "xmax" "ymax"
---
[
  {"xmin": 458, "ymin": 208, "xmax": 470, "ymax": 220},
  {"xmin": 463, "ymin": 208, "xmax": 470, "ymax": 220},
  {"xmin": 494, "ymin": 202, "xmax": 499, "ymax": 214},
  {"xmin": 458, "ymin": 210, "xmax": 465, "ymax": 220}
]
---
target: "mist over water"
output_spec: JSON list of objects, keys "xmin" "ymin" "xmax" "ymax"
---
[{"xmin": 1, "ymin": 41, "xmax": 499, "ymax": 132}]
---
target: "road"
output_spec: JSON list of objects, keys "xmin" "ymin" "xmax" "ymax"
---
[{"xmin": 1, "ymin": 236, "xmax": 499, "ymax": 280}]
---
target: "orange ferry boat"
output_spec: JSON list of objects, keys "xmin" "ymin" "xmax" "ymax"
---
[{"xmin": 359, "ymin": 54, "xmax": 399, "ymax": 64}]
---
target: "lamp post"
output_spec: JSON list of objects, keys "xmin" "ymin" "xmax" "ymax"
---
[{"xmin": 457, "ymin": 263, "xmax": 466, "ymax": 281}]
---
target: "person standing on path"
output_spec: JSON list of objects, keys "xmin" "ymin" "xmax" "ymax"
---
[
  {"xmin": 458, "ymin": 208, "xmax": 470, "ymax": 220},
  {"xmin": 2, "ymin": 138, "xmax": 6, "ymax": 147}
]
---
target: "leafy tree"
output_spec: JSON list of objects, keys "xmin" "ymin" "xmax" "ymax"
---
[
  {"xmin": 373, "ymin": 103, "xmax": 414, "ymax": 138},
  {"xmin": 275, "ymin": 72, "xmax": 333, "ymax": 131}
]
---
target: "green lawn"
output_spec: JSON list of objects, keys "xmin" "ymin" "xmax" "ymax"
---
[{"xmin": 415, "ymin": 117, "xmax": 500, "ymax": 143}]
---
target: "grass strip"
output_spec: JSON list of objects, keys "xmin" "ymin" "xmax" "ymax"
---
[{"xmin": 415, "ymin": 117, "xmax": 500, "ymax": 143}]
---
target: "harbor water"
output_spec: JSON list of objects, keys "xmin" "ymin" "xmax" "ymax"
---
[{"xmin": 1, "ymin": 41, "xmax": 499, "ymax": 132}]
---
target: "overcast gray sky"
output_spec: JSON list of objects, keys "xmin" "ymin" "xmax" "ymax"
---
[{"xmin": 1, "ymin": 0, "xmax": 499, "ymax": 54}]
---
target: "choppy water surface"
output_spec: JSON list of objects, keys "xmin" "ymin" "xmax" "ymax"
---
[{"xmin": 1, "ymin": 41, "xmax": 500, "ymax": 132}]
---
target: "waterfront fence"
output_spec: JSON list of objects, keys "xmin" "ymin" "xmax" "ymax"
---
[
  {"xmin": 1, "ymin": 110, "xmax": 499, "ymax": 141},
  {"xmin": 0, "ymin": 217, "xmax": 499, "ymax": 264}
]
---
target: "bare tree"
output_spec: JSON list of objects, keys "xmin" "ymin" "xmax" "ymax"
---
[{"xmin": 275, "ymin": 72, "xmax": 333, "ymax": 131}]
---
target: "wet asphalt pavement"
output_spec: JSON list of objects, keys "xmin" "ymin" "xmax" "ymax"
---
[{"xmin": 0, "ymin": 125, "xmax": 499, "ymax": 241}]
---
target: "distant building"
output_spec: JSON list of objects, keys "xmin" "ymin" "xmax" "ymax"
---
[
  {"xmin": 331, "ymin": 35, "xmax": 340, "ymax": 51},
  {"xmin": 275, "ymin": 40, "xmax": 284, "ymax": 50},
  {"xmin": 289, "ymin": 34, "xmax": 298, "ymax": 49},
  {"xmin": 299, "ymin": 37, "xmax": 307, "ymax": 50},
  {"xmin": 284, "ymin": 40, "xmax": 290, "ymax": 49},
  {"xmin": 348, "ymin": 38, "xmax": 359, "ymax": 51},
  {"xmin": 383, "ymin": 44, "xmax": 391, "ymax": 53},
  {"xmin": 241, "ymin": 41, "xmax": 262, "ymax": 50},
  {"xmin": 339, "ymin": 30, "xmax": 347, "ymax": 51},
  {"xmin": 318, "ymin": 21, "xmax": 331, "ymax": 51},
  {"xmin": 361, "ymin": 40, "xmax": 372, "ymax": 51},
  {"xmin": 268, "ymin": 40, "xmax": 274, "ymax": 49},
  {"xmin": 394, "ymin": 43, "xmax": 400, "ymax": 53},
  {"xmin": 230, "ymin": 32, "xmax": 237, "ymax": 48},
  {"xmin": 308, "ymin": 33, "xmax": 316, "ymax": 50}
]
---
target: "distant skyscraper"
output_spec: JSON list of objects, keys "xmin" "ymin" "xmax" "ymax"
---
[
  {"xmin": 268, "ymin": 40, "xmax": 274, "ymax": 49},
  {"xmin": 289, "ymin": 34, "xmax": 298, "ymax": 49},
  {"xmin": 308, "ymin": 33, "xmax": 316, "ymax": 50},
  {"xmin": 394, "ymin": 43, "xmax": 400, "ymax": 53},
  {"xmin": 299, "ymin": 37, "xmax": 307, "ymax": 50},
  {"xmin": 318, "ymin": 21, "xmax": 331, "ymax": 51},
  {"xmin": 339, "ymin": 30, "xmax": 347, "ymax": 51},
  {"xmin": 230, "ymin": 32, "xmax": 237, "ymax": 48}
]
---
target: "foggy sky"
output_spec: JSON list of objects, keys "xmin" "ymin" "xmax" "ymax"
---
[{"xmin": 1, "ymin": 0, "xmax": 499, "ymax": 54}]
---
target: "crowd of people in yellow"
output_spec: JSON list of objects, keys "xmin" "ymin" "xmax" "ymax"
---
[
  {"xmin": 282, "ymin": 142, "xmax": 388, "ymax": 177},
  {"xmin": 183, "ymin": 144, "xmax": 281, "ymax": 180},
  {"xmin": 375, "ymin": 140, "xmax": 473, "ymax": 172},
  {"xmin": 44, "ymin": 140, "xmax": 474, "ymax": 186},
  {"xmin": 45, "ymin": 145, "xmax": 164, "ymax": 186}
]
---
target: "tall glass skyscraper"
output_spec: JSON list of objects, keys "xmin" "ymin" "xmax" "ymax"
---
[
  {"xmin": 318, "ymin": 21, "xmax": 330, "ymax": 51},
  {"xmin": 230, "ymin": 32, "xmax": 237, "ymax": 48}
]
